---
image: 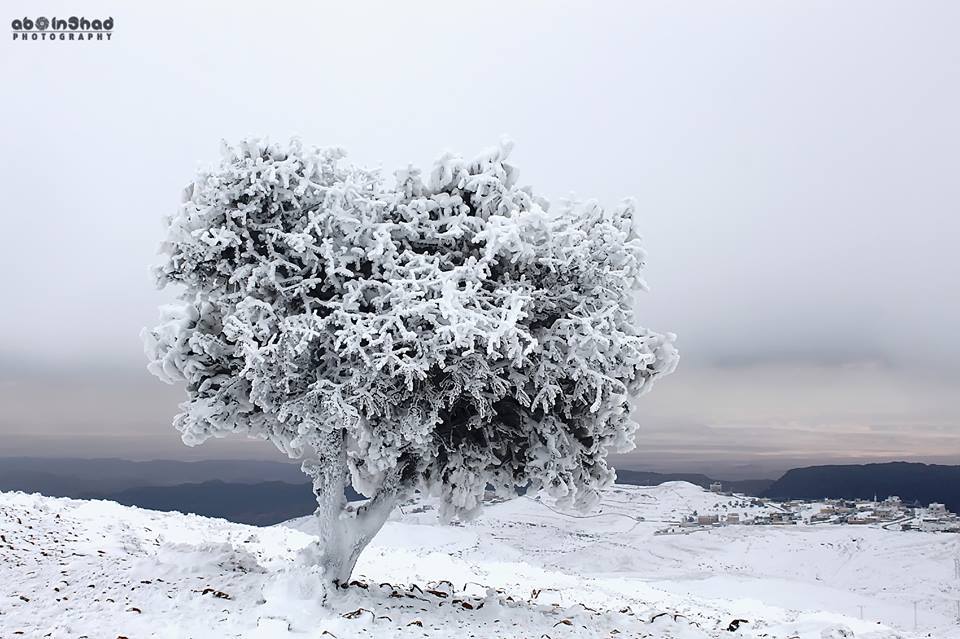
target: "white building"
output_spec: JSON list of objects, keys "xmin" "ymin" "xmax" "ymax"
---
[{"xmin": 919, "ymin": 518, "xmax": 959, "ymax": 533}]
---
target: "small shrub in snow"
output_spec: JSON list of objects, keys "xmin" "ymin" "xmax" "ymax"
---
[{"xmin": 144, "ymin": 138, "xmax": 678, "ymax": 582}]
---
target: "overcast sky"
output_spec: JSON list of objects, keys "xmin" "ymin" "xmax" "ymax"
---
[{"xmin": 1, "ymin": 1, "xmax": 957, "ymax": 477}]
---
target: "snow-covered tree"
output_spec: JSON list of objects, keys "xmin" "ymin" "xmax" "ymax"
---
[{"xmin": 143, "ymin": 139, "xmax": 678, "ymax": 583}]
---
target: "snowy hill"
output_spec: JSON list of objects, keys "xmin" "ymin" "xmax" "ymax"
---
[{"xmin": 2, "ymin": 483, "xmax": 956, "ymax": 638}]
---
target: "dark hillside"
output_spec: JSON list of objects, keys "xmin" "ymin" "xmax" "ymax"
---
[{"xmin": 764, "ymin": 462, "xmax": 960, "ymax": 511}]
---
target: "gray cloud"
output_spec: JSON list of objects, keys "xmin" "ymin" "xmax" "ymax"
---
[{"xmin": 1, "ymin": 1, "xmax": 958, "ymax": 465}]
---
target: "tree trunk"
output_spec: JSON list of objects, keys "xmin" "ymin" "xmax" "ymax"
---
[
  {"xmin": 323, "ymin": 490, "xmax": 398, "ymax": 585},
  {"xmin": 301, "ymin": 432, "xmax": 400, "ymax": 586}
]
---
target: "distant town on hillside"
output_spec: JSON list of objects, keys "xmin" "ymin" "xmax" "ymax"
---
[{"xmin": 656, "ymin": 482, "xmax": 959, "ymax": 535}]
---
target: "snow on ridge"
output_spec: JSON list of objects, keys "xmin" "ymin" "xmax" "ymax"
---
[
  {"xmin": 1, "ymin": 488, "xmax": 943, "ymax": 638},
  {"xmin": 0, "ymin": 489, "xmax": 712, "ymax": 638},
  {"xmin": 362, "ymin": 482, "xmax": 956, "ymax": 638}
]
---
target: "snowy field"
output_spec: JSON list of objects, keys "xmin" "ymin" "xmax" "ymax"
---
[{"xmin": 2, "ymin": 482, "xmax": 958, "ymax": 638}]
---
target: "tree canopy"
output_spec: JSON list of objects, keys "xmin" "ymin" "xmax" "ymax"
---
[{"xmin": 144, "ymin": 139, "xmax": 677, "ymax": 552}]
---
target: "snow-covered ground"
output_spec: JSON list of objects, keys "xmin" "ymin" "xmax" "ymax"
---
[{"xmin": 2, "ymin": 482, "xmax": 958, "ymax": 638}]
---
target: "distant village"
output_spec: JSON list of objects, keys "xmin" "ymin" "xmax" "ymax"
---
[{"xmin": 656, "ymin": 481, "xmax": 960, "ymax": 535}]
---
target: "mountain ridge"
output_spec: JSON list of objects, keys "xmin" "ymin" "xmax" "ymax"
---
[
  {"xmin": 763, "ymin": 461, "xmax": 960, "ymax": 512},
  {"xmin": 4, "ymin": 458, "xmax": 958, "ymax": 525}
]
